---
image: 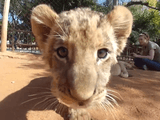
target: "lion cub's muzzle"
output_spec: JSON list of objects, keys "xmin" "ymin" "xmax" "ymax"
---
[{"xmin": 67, "ymin": 64, "xmax": 97, "ymax": 102}]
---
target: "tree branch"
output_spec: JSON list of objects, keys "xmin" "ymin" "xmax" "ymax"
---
[{"xmin": 125, "ymin": 1, "xmax": 160, "ymax": 11}]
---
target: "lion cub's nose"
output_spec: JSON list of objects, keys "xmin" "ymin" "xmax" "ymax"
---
[
  {"xmin": 69, "ymin": 88, "xmax": 94, "ymax": 101},
  {"xmin": 67, "ymin": 64, "xmax": 97, "ymax": 101}
]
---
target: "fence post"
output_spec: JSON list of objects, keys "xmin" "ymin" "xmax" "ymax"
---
[{"xmin": 1, "ymin": 0, "xmax": 10, "ymax": 52}]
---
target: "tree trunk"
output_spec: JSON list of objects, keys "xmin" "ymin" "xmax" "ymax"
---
[
  {"xmin": 1, "ymin": 0, "xmax": 10, "ymax": 52},
  {"xmin": 113, "ymin": 0, "xmax": 118, "ymax": 6},
  {"xmin": 11, "ymin": 32, "xmax": 14, "ymax": 51}
]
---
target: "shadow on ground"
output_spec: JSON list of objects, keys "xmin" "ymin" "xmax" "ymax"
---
[
  {"xmin": 109, "ymin": 69, "xmax": 160, "ymax": 102},
  {"xmin": 0, "ymin": 77, "xmax": 67, "ymax": 120}
]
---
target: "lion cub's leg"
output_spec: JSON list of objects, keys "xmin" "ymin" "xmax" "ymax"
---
[
  {"xmin": 66, "ymin": 108, "xmax": 91, "ymax": 120},
  {"xmin": 118, "ymin": 61, "xmax": 129, "ymax": 78}
]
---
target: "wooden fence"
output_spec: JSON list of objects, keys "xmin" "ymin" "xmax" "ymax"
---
[
  {"xmin": 1, "ymin": 29, "xmax": 143, "ymax": 59},
  {"xmin": 0, "ymin": 29, "xmax": 39, "ymax": 53}
]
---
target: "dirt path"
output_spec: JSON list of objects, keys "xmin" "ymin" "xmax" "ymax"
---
[{"xmin": 0, "ymin": 52, "xmax": 160, "ymax": 120}]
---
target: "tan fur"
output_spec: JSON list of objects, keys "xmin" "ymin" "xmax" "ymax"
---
[
  {"xmin": 31, "ymin": 4, "xmax": 133, "ymax": 120},
  {"xmin": 111, "ymin": 61, "xmax": 133, "ymax": 78}
]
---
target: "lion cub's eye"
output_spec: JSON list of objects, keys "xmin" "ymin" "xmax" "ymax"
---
[
  {"xmin": 97, "ymin": 48, "xmax": 108, "ymax": 59},
  {"xmin": 57, "ymin": 47, "xmax": 68, "ymax": 58}
]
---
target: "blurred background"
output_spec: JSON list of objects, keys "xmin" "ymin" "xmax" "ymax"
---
[{"xmin": 0, "ymin": 0, "xmax": 160, "ymax": 60}]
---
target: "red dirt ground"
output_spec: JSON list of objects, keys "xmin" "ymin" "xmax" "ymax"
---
[{"xmin": 0, "ymin": 51, "xmax": 160, "ymax": 120}]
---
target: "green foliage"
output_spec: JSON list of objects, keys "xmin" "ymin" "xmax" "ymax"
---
[
  {"xmin": 91, "ymin": 4, "xmax": 111, "ymax": 14},
  {"xmin": 147, "ymin": 0, "xmax": 157, "ymax": 7},
  {"xmin": 0, "ymin": 0, "xmax": 99, "ymax": 31},
  {"xmin": 129, "ymin": 3, "xmax": 160, "ymax": 44},
  {"xmin": 19, "ymin": 0, "xmax": 97, "ymax": 30},
  {"xmin": 156, "ymin": 1, "xmax": 160, "ymax": 8}
]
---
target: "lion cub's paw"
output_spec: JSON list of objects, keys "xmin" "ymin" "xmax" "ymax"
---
[{"xmin": 66, "ymin": 108, "xmax": 91, "ymax": 120}]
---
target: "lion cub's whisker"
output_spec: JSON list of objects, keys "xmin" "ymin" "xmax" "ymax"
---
[
  {"xmin": 107, "ymin": 89, "xmax": 123, "ymax": 100},
  {"xmin": 32, "ymin": 98, "xmax": 50, "ymax": 109},
  {"xmin": 106, "ymin": 89, "xmax": 120, "ymax": 95},
  {"xmin": 44, "ymin": 99, "xmax": 59, "ymax": 110},
  {"xmin": 32, "ymin": 97, "xmax": 57, "ymax": 109},
  {"xmin": 55, "ymin": 103, "xmax": 63, "ymax": 114},
  {"xmin": 100, "ymin": 102, "xmax": 116, "ymax": 119},
  {"xmin": 60, "ymin": 104, "xmax": 67, "ymax": 116},
  {"xmin": 49, "ymin": 31, "xmax": 66, "ymax": 40},
  {"xmin": 97, "ymin": 102, "xmax": 108, "ymax": 115},
  {"xmin": 27, "ymin": 87, "xmax": 51, "ymax": 90},
  {"xmin": 107, "ymin": 92, "xmax": 122, "ymax": 101},
  {"xmin": 55, "ymin": 103, "xmax": 62, "ymax": 112},
  {"xmin": 53, "ymin": 31, "xmax": 62, "ymax": 37},
  {"xmin": 103, "ymin": 100, "xmax": 115, "ymax": 109},
  {"xmin": 101, "ymin": 101, "xmax": 117, "ymax": 120},
  {"xmin": 55, "ymin": 19, "xmax": 67, "ymax": 37},
  {"xmin": 106, "ymin": 95, "xmax": 119, "ymax": 107},
  {"xmin": 53, "ymin": 101, "xmax": 61, "ymax": 112},
  {"xmin": 28, "ymin": 92, "xmax": 52, "ymax": 97},
  {"xmin": 20, "ymin": 95, "xmax": 54, "ymax": 105},
  {"xmin": 59, "ymin": 104, "xmax": 67, "ymax": 115}
]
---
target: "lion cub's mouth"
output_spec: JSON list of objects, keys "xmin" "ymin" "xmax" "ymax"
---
[{"xmin": 54, "ymin": 87, "xmax": 107, "ymax": 109}]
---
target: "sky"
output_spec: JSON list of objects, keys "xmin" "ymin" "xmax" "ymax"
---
[
  {"xmin": 98, "ymin": 0, "xmax": 131, "ymax": 4},
  {"xmin": 98, "ymin": 0, "xmax": 107, "ymax": 4}
]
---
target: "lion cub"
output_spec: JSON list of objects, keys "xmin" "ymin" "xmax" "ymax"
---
[
  {"xmin": 111, "ymin": 61, "xmax": 133, "ymax": 78},
  {"xmin": 31, "ymin": 4, "xmax": 133, "ymax": 120}
]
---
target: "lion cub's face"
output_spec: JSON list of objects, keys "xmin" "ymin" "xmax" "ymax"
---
[{"xmin": 31, "ymin": 5, "xmax": 133, "ymax": 109}]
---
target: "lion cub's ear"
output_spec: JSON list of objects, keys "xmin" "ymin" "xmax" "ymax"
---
[
  {"xmin": 107, "ymin": 6, "xmax": 133, "ymax": 55},
  {"xmin": 31, "ymin": 4, "xmax": 59, "ymax": 51}
]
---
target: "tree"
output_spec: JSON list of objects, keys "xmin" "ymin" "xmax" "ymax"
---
[
  {"xmin": 0, "ymin": 0, "xmax": 98, "ymax": 31},
  {"xmin": 113, "ymin": 0, "xmax": 118, "ymax": 6},
  {"xmin": 128, "ymin": 1, "xmax": 160, "ymax": 45},
  {"xmin": 126, "ymin": 0, "xmax": 160, "ymax": 11}
]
